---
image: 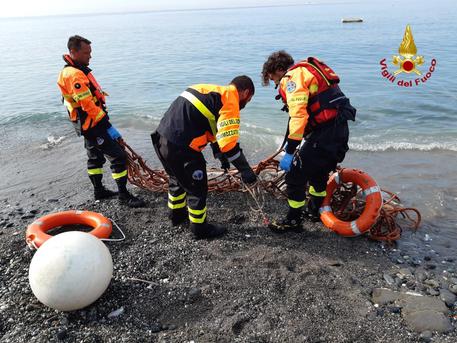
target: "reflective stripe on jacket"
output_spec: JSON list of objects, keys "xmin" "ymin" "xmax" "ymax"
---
[
  {"xmin": 57, "ymin": 55, "xmax": 108, "ymax": 133},
  {"xmin": 279, "ymin": 57, "xmax": 348, "ymax": 153},
  {"xmin": 157, "ymin": 84, "xmax": 241, "ymax": 155}
]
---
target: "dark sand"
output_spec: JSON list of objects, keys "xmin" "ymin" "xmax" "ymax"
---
[{"xmin": 1, "ymin": 178, "xmax": 456, "ymax": 342}]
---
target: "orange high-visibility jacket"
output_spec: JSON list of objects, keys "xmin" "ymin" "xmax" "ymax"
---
[
  {"xmin": 57, "ymin": 55, "xmax": 108, "ymax": 134},
  {"xmin": 278, "ymin": 57, "xmax": 345, "ymax": 154},
  {"xmin": 157, "ymin": 84, "xmax": 241, "ymax": 155}
]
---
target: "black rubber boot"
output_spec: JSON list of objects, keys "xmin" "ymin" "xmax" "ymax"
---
[
  {"xmin": 169, "ymin": 208, "xmax": 189, "ymax": 227},
  {"xmin": 89, "ymin": 174, "xmax": 118, "ymax": 200},
  {"xmin": 115, "ymin": 175, "xmax": 145, "ymax": 208},
  {"xmin": 191, "ymin": 222, "xmax": 226, "ymax": 239},
  {"xmin": 305, "ymin": 195, "xmax": 324, "ymax": 222},
  {"xmin": 269, "ymin": 207, "xmax": 304, "ymax": 233}
]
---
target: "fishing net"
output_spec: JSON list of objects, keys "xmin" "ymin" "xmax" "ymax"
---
[{"xmin": 120, "ymin": 139, "xmax": 421, "ymax": 242}]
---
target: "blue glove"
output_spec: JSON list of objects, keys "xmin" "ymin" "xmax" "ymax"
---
[
  {"xmin": 279, "ymin": 153, "xmax": 294, "ymax": 172},
  {"xmin": 107, "ymin": 126, "xmax": 122, "ymax": 140}
]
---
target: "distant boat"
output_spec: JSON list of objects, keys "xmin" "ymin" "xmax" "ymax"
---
[{"xmin": 341, "ymin": 18, "xmax": 363, "ymax": 23}]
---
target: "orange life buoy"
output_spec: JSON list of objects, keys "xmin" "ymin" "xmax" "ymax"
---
[
  {"xmin": 26, "ymin": 210, "xmax": 112, "ymax": 248},
  {"xmin": 320, "ymin": 168, "xmax": 382, "ymax": 237}
]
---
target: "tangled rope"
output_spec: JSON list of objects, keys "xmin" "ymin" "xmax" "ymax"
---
[
  {"xmin": 120, "ymin": 140, "xmax": 421, "ymax": 242},
  {"xmin": 120, "ymin": 139, "xmax": 286, "ymax": 196},
  {"xmin": 325, "ymin": 176, "xmax": 421, "ymax": 242}
]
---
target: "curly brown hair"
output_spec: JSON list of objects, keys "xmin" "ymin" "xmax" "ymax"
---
[{"xmin": 261, "ymin": 50, "xmax": 295, "ymax": 86}]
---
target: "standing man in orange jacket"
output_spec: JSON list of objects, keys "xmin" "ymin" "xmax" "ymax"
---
[
  {"xmin": 152, "ymin": 76, "xmax": 257, "ymax": 239},
  {"xmin": 57, "ymin": 35, "xmax": 144, "ymax": 207},
  {"xmin": 262, "ymin": 51, "xmax": 356, "ymax": 231}
]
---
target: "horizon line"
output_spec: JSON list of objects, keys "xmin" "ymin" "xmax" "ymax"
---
[{"xmin": 0, "ymin": 1, "xmax": 355, "ymax": 20}]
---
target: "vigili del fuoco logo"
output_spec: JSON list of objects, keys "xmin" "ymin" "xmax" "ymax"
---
[{"xmin": 380, "ymin": 24, "xmax": 436, "ymax": 87}]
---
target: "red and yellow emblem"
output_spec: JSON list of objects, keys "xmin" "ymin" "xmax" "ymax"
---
[{"xmin": 392, "ymin": 25, "xmax": 424, "ymax": 75}]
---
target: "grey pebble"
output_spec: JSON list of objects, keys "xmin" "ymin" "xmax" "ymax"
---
[
  {"xmin": 448, "ymin": 284, "xmax": 457, "ymax": 295},
  {"xmin": 188, "ymin": 287, "xmax": 201, "ymax": 299},
  {"xmin": 388, "ymin": 306, "xmax": 401, "ymax": 314},
  {"xmin": 383, "ymin": 273, "xmax": 395, "ymax": 285},
  {"xmin": 424, "ymin": 279, "xmax": 440, "ymax": 289},
  {"xmin": 439, "ymin": 289, "xmax": 456, "ymax": 307},
  {"xmin": 150, "ymin": 323, "xmax": 161, "ymax": 333},
  {"xmin": 415, "ymin": 271, "xmax": 428, "ymax": 282},
  {"xmin": 427, "ymin": 288, "xmax": 440, "ymax": 296},
  {"xmin": 406, "ymin": 280, "xmax": 416, "ymax": 290},
  {"xmin": 107, "ymin": 307, "xmax": 124, "ymax": 318},
  {"xmin": 419, "ymin": 330, "xmax": 432, "ymax": 342},
  {"xmin": 424, "ymin": 264, "xmax": 436, "ymax": 270}
]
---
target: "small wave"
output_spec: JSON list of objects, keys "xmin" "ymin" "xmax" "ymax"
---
[
  {"xmin": 350, "ymin": 141, "xmax": 457, "ymax": 152},
  {"xmin": 41, "ymin": 135, "xmax": 66, "ymax": 150}
]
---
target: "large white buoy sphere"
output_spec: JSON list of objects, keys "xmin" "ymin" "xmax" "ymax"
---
[{"xmin": 29, "ymin": 231, "xmax": 113, "ymax": 311}]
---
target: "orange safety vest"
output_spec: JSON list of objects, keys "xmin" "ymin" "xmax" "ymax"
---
[
  {"xmin": 278, "ymin": 57, "xmax": 348, "ymax": 141},
  {"xmin": 57, "ymin": 55, "xmax": 108, "ymax": 135}
]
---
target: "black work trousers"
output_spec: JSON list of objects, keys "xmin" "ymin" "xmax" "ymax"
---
[
  {"xmin": 84, "ymin": 129, "xmax": 127, "ymax": 174},
  {"xmin": 151, "ymin": 132, "xmax": 208, "ymax": 223},
  {"xmin": 286, "ymin": 120, "xmax": 349, "ymax": 205}
]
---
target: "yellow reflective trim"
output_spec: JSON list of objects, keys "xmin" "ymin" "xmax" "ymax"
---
[
  {"xmin": 309, "ymin": 84, "xmax": 319, "ymax": 94},
  {"xmin": 288, "ymin": 133, "xmax": 303, "ymax": 139},
  {"xmin": 112, "ymin": 170, "xmax": 127, "ymax": 179},
  {"xmin": 309, "ymin": 186, "xmax": 327, "ymax": 197},
  {"xmin": 95, "ymin": 109, "xmax": 105, "ymax": 121},
  {"xmin": 216, "ymin": 137, "xmax": 233, "ymax": 148},
  {"xmin": 73, "ymin": 90, "xmax": 91, "ymax": 101},
  {"xmin": 217, "ymin": 118, "xmax": 240, "ymax": 130},
  {"xmin": 218, "ymin": 124, "xmax": 239, "ymax": 132},
  {"xmin": 64, "ymin": 100, "xmax": 78, "ymax": 112},
  {"xmin": 87, "ymin": 168, "xmax": 103, "ymax": 175},
  {"xmin": 180, "ymin": 91, "xmax": 217, "ymax": 136},
  {"xmin": 189, "ymin": 212, "xmax": 207, "ymax": 224},
  {"xmin": 288, "ymin": 199, "xmax": 306, "ymax": 209},
  {"xmin": 289, "ymin": 95, "xmax": 309, "ymax": 103},
  {"xmin": 168, "ymin": 192, "xmax": 186, "ymax": 201},
  {"xmin": 216, "ymin": 129, "xmax": 239, "ymax": 141},
  {"xmin": 188, "ymin": 206, "xmax": 207, "ymax": 215},
  {"xmin": 168, "ymin": 201, "xmax": 187, "ymax": 209}
]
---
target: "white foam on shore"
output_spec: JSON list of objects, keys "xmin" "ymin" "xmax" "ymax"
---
[
  {"xmin": 260, "ymin": 132, "xmax": 457, "ymax": 153},
  {"xmin": 40, "ymin": 135, "xmax": 65, "ymax": 150},
  {"xmin": 349, "ymin": 141, "xmax": 457, "ymax": 152}
]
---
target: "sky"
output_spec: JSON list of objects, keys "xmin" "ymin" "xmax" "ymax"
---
[{"xmin": 0, "ymin": 0, "xmax": 349, "ymax": 18}]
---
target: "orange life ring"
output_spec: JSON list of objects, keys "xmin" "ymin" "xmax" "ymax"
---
[
  {"xmin": 320, "ymin": 168, "xmax": 382, "ymax": 237},
  {"xmin": 26, "ymin": 210, "xmax": 112, "ymax": 248}
]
